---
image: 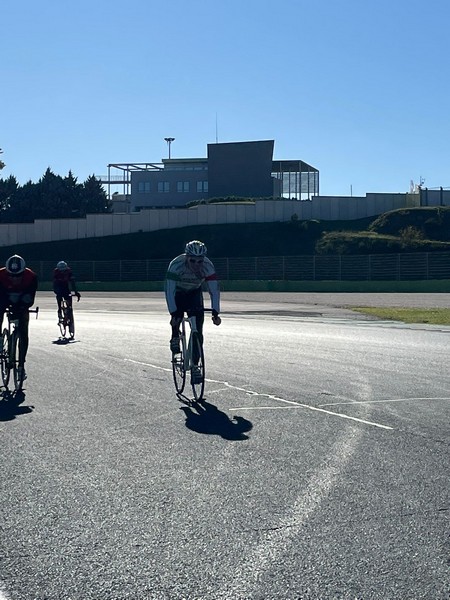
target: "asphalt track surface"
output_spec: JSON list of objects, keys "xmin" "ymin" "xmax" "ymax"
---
[
  {"xmin": 0, "ymin": 292, "xmax": 449, "ymax": 600},
  {"xmin": 223, "ymin": 291, "xmax": 450, "ymax": 309}
]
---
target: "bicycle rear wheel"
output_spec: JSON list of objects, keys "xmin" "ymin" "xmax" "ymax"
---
[
  {"xmin": 172, "ymin": 337, "xmax": 186, "ymax": 394},
  {"xmin": 190, "ymin": 332, "xmax": 205, "ymax": 402},
  {"xmin": 12, "ymin": 331, "xmax": 24, "ymax": 391},
  {"xmin": 0, "ymin": 329, "xmax": 10, "ymax": 388}
]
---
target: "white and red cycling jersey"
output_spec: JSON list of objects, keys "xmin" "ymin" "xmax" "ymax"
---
[{"xmin": 164, "ymin": 254, "xmax": 220, "ymax": 314}]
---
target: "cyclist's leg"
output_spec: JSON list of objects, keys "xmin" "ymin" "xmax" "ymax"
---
[
  {"xmin": 187, "ymin": 288, "xmax": 205, "ymax": 364},
  {"xmin": 56, "ymin": 295, "xmax": 63, "ymax": 320},
  {"xmin": 17, "ymin": 310, "xmax": 30, "ymax": 368},
  {"xmin": 171, "ymin": 298, "xmax": 187, "ymax": 393},
  {"xmin": 0, "ymin": 307, "xmax": 7, "ymax": 380},
  {"xmin": 0, "ymin": 306, "xmax": 5, "ymax": 333},
  {"xmin": 171, "ymin": 309, "xmax": 183, "ymax": 340},
  {"xmin": 66, "ymin": 294, "xmax": 73, "ymax": 312},
  {"xmin": 65, "ymin": 294, "xmax": 75, "ymax": 335},
  {"xmin": 170, "ymin": 292, "xmax": 187, "ymax": 352}
]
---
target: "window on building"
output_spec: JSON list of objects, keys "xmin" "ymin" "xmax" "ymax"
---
[
  {"xmin": 138, "ymin": 182, "xmax": 151, "ymax": 193},
  {"xmin": 157, "ymin": 181, "xmax": 170, "ymax": 193},
  {"xmin": 196, "ymin": 181, "xmax": 208, "ymax": 193},
  {"xmin": 177, "ymin": 181, "xmax": 190, "ymax": 192}
]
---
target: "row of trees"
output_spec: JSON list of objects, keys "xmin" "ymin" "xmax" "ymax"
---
[{"xmin": 0, "ymin": 154, "xmax": 111, "ymax": 223}]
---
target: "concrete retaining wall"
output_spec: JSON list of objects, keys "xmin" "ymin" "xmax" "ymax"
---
[{"xmin": 0, "ymin": 193, "xmax": 423, "ymax": 247}]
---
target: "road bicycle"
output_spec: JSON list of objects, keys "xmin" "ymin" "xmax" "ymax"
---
[
  {"xmin": 171, "ymin": 309, "xmax": 215, "ymax": 402},
  {"xmin": 0, "ymin": 306, "xmax": 39, "ymax": 392},
  {"xmin": 58, "ymin": 294, "xmax": 78, "ymax": 340}
]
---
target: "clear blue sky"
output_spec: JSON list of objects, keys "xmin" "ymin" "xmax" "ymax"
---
[{"xmin": 1, "ymin": 0, "xmax": 449, "ymax": 197}]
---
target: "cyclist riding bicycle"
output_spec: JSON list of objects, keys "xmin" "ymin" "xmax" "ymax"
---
[
  {"xmin": 53, "ymin": 261, "xmax": 81, "ymax": 323},
  {"xmin": 0, "ymin": 255, "xmax": 38, "ymax": 381},
  {"xmin": 165, "ymin": 240, "xmax": 221, "ymax": 383}
]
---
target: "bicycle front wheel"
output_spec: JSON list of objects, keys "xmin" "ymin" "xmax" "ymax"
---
[
  {"xmin": 172, "ymin": 339, "xmax": 186, "ymax": 394},
  {"xmin": 68, "ymin": 313, "xmax": 75, "ymax": 339},
  {"xmin": 0, "ymin": 329, "xmax": 11, "ymax": 388},
  {"xmin": 58, "ymin": 313, "xmax": 68, "ymax": 338},
  {"xmin": 12, "ymin": 331, "xmax": 24, "ymax": 391},
  {"xmin": 190, "ymin": 332, "xmax": 205, "ymax": 402}
]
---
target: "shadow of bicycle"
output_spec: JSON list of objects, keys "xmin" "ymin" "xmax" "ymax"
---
[
  {"xmin": 0, "ymin": 390, "xmax": 34, "ymax": 422},
  {"xmin": 179, "ymin": 398, "xmax": 253, "ymax": 440}
]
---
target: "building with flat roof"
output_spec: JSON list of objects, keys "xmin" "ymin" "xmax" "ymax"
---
[{"xmin": 100, "ymin": 140, "xmax": 319, "ymax": 212}]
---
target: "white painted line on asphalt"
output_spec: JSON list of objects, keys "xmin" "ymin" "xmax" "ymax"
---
[
  {"xmin": 320, "ymin": 396, "xmax": 450, "ymax": 407},
  {"xmin": 202, "ymin": 379, "xmax": 393, "ymax": 429},
  {"xmin": 126, "ymin": 359, "xmax": 393, "ymax": 430},
  {"xmin": 229, "ymin": 399, "xmax": 393, "ymax": 430},
  {"xmin": 126, "ymin": 359, "xmax": 171, "ymax": 372},
  {"xmin": 223, "ymin": 426, "xmax": 363, "ymax": 598}
]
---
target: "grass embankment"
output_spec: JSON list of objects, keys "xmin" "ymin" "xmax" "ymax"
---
[{"xmin": 350, "ymin": 307, "xmax": 450, "ymax": 325}]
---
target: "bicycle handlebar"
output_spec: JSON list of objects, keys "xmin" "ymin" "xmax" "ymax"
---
[{"xmin": 5, "ymin": 306, "xmax": 39, "ymax": 318}]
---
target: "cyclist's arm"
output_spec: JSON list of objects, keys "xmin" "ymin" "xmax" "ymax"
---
[
  {"xmin": 69, "ymin": 272, "xmax": 80, "ymax": 295},
  {"xmin": 164, "ymin": 273, "xmax": 178, "ymax": 314},
  {"xmin": 205, "ymin": 279, "xmax": 220, "ymax": 314},
  {"xmin": 0, "ymin": 287, "xmax": 8, "ymax": 308},
  {"xmin": 204, "ymin": 261, "xmax": 220, "ymax": 313},
  {"xmin": 22, "ymin": 273, "xmax": 38, "ymax": 307}
]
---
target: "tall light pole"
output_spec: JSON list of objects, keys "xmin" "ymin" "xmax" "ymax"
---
[{"xmin": 164, "ymin": 137, "xmax": 175, "ymax": 159}]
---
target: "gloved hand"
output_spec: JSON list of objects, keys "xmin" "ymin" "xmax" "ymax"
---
[
  {"xmin": 211, "ymin": 309, "xmax": 221, "ymax": 326},
  {"xmin": 75, "ymin": 292, "xmax": 81, "ymax": 302}
]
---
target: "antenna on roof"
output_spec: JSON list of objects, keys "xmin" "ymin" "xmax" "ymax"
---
[{"xmin": 215, "ymin": 113, "xmax": 219, "ymax": 143}]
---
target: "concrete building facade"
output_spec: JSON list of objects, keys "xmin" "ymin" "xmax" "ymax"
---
[{"xmin": 102, "ymin": 140, "xmax": 319, "ymax": 212}]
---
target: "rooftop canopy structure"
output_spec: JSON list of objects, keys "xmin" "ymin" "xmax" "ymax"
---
[{"xmin": 97, "ymin": 140, "xmax": 319, "ymax": 211}]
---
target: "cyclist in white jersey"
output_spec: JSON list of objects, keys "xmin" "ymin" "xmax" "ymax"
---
[{"xmin": 164, "ymin": 241, "xmax": 221, "ymax": 379}]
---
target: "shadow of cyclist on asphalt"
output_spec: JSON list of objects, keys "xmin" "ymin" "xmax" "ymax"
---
[
  {"xmin": 180, "ymin": 399, "xmax": 253, "ymax": 440},
  {"xmin": 0, "ymin": 390, "xmax": 33, "ymax": 422}
]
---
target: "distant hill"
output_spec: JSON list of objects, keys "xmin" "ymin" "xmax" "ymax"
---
[
  {"xmin": 0, "ymin": 207, "xmax": 449, "ymax": 261},
  {"xmin": 316, "ymin": 207, "xmax": 450, "ymax": 254},
  {"xmin": 369, "ymin": 206, "xmax": 450, "ymax": 240}
]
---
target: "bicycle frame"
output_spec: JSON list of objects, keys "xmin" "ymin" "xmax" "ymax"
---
[
  {"xmin": 172, "ymin": 310, "xmax": 210, "ymax": 402},
  {"xmin": 58, "ymin": 294, "xmax": 76, "ymax": 340},
  {"xmin": 180, "ymin": 315, "xmax": 199, "ymax": 372},
  {"xmin": 1, "ymin": 306, "xmax": 39, "ymax": 392}
]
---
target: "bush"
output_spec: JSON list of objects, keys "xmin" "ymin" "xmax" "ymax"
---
[{"xmin": 399, "ymin": 226, "xmax": 425, "ymax": 247}]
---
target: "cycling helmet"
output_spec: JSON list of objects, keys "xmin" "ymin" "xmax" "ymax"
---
[
  {"xmin": 56, "ymin": 261, "xmax": 68, "ymax": 271},
  {"xmin": 5, "ymin": 255, "xmax": 26, "ymax": 275},
  {"xmin": 185, "ymin": 240, "xmax": 207, "ymax": 256}
]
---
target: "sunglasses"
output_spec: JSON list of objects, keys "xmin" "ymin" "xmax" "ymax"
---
[{"xmin": 188, "ymin": 258, "xmax": 204, "ymax": 264}]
